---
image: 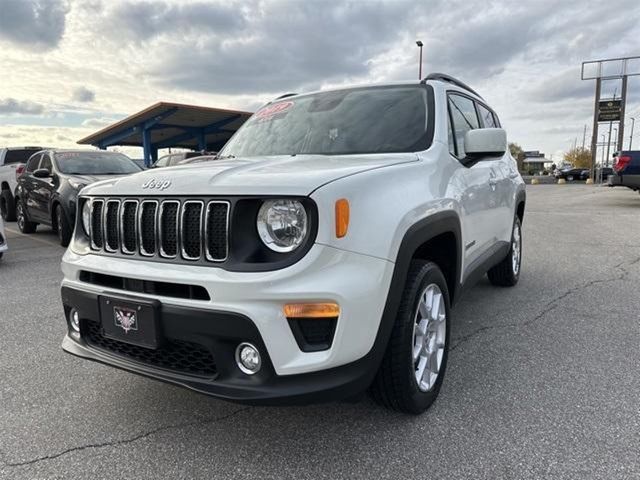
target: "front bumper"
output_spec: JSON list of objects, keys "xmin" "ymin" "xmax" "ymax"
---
[
  {"xmin": 60, "ymin": 243, "xmax": 395, "ymax": 403},
  {"xmin": 61, "ymin": 286, "xmax": 378, "ymax": 404}
]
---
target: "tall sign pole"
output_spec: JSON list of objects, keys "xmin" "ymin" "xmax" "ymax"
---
[
  {"xmin": 589, "ymin": 78, "xmax": 601, "ymax": 181},
  {"xmin": 617, "ymin": 74, "xmax": 628, "ymax": 152},
  {"xmin": 582, "ymin": 56, "xmax": 640, "ymax": 179}
]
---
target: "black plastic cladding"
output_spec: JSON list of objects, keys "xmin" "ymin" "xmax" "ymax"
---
[{"xmin": 75, "ymin": 196, "xmax": 319, "ymax": 273}]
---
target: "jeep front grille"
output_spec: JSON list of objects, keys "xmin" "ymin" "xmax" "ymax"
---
[{"xmin": 87, "ymin": 197, "xmax": 229, "ymax": 263}]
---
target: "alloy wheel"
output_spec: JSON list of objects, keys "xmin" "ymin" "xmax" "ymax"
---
[
  {"xmin": 57, "ymin": 208, "xmax": 63, "ymax": 240},
  {"xmin": 17, "ymin": 204, "xmax": 25, "ymax": 231},
  {"xmin": 412, "ymin": 283, "xmax": 447, "ymax": 392},
  {"xmin": 512, "ymin": 221, "xmax": 521, "ymax": 275}
]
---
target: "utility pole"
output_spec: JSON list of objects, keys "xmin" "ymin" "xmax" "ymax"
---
[
  {"xmin": 582, "ymin": 124, "xmax": 587, "ymax": 149},
  {"xmin": 629, "ymin": 117, "xmax": 635, "ymax": 150},
  {"xmin": 605, "ymin": 124, "xmax": 613, "ymax": 167}
]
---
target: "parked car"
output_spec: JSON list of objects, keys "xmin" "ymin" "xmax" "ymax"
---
[
  {"xmin": 60, "ymin": 75, "xmax": 525, "ymax": 414},
  {"xmin": 152, "ymin": 151, "xmax": 214, "ymax": 168},
  {"xmin": 131, "ymin": 159, "xmax": 147, "ymax": 169},
  {"xmin": 608, "ymin": 151, "xmax": 640, "ymax": 191},
  {"xmin": 0, "ymin": 146, "xmax": 45, "ymax": 221},
  {"xmin": 0, "ymin": 216, "xmax": 7, "ymax": 260},
  {"xmin": 596, "ymin": 167, "xmax": 614, "ymax": 182},
  {"xmin": 177, "ymin": 155, "xmax": 218, "ymax": 165},
  {"xmin": 14, "ymin": 149, "xmax": 142, "ymax": 246},
  {"xmin": 555, "ymin": 167, "xmax": 588, "ymax": 181}
]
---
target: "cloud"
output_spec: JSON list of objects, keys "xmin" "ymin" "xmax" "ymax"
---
[
  {"xmin": 71, "ymin": 86, "xmax": 96, "ymax": 103},
  {"xmin": 102, "ymin": 0, "xmax": 416, "ymax": 94},
  {"xmin": 0, "ymin": 0, "xmax": 68, "ymax": 49},
  {"xmin": 81, "ymin": 117, "xmax": 120, "ymax": 128},
  {"xmin": 104, "ymin": 0, "xmax": 245, "ymax": 41},
  {"xmin": 0, "ymin": 98, "xmax": 44, "ymax": 115},
  {"xmin": 526, "ymin": 68, "xmax": 595, "ymax": 104}
]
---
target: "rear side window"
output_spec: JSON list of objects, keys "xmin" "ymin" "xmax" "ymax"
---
[
  {"xmin": 477, "ymin": 104, "xmax": 497, "ymax": 128},
  {"xmin": 448, "ymin": 94, "xmax": 479, "ymax": 157},
  {"xmin": 5, "ymin": 148, "xmax": 42, "ymax": 164},
  {"xmin": 25, "ymin": 154, "xmax": 42, "ymax": 173}
]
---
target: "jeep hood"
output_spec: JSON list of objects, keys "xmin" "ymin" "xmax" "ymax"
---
[{"xmin": 83, "ymin": 153, "xmax": 419, "ymax": 196}]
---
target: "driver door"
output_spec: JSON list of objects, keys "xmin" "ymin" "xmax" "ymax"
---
[
  {"xmin": 447, "ymin": 93, "xmax": 496, "ymax": 270},
  {"xmin": 31, "ymin": 153, "xmax": 56, "ymax": 223}
]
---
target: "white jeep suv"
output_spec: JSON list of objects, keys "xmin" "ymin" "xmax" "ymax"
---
[{"xmin": 60, "ymin": 74, "xmax": 525, "ymax": 414}]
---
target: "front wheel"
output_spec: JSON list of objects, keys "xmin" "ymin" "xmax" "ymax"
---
[
  {"xmin": 55, "ymin": 205, "xmax": 72, "ymax": 247},
  {"xmin": 370, "ymin": 261, "xmax": 450, "ymax": 414},
  {"xmin": 487, "ymin": 217, "xmax": 522, "ymax": 287},
  {"xmin": 0, "ymin": 190, "xmax": 16, "ymax": 222},
  {"xmin": 16, "ymin": 201, "xmax": 37, "ymax": 234}
]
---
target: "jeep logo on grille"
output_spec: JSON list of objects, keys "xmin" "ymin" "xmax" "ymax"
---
[{"xmin": 142, "ymin": 179, "xmax": 172, "ymax": 190}]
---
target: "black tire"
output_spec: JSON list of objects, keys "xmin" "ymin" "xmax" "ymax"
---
[
  {"xmin": 0, "ymin": 190, "xmax": 16, "ymax": 222},
  {"xmin": 370, "ymin": 260, "xmax": 451, "ymax": 414},
  {"xmin": 16, "ymin": 200, "xmax": 37, "ymax": 234},
  {"xmin": 567, "ymin": 175, "xmax": 574, "ymax": 182},
  {"xmin": 55, "ymin": 204, "xmax": 72, "ymax": 247},
  {"xmin": 487, "ymin": 217, "xmax": 522, "ymax": 287}
]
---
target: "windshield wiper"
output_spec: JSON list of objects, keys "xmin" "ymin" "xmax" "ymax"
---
[{"xmin": 214, "ymin": 154, "xmax": 236, "ymax": 160}]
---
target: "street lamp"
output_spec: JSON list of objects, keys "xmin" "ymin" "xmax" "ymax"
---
[
  {"xmin": 630, "ymin": 117, "xmax": 635, "ymax": 150},
  {"xmin": 416, "ymin": 40, "xmax": 424, "ymax": 79}
]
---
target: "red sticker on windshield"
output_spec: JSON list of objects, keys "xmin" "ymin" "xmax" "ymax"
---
[{"xmin": 254, "ymin": 101, "xmax": 294, "ymax": 121}]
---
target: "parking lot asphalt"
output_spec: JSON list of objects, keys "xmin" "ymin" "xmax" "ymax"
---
[{"xmin": 1, "ymin": 184, "xmax": 639, "ymax": 480}]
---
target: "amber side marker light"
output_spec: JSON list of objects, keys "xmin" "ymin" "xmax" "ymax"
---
[
  {"xmin": 284, "ymin": 303, "xmax": 340, "ymax": 319},
  {"xmin": 335, "ymin": 198, "xmax": 350, "ymax": 238}
]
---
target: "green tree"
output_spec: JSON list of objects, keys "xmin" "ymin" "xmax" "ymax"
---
[
  {"xmin": 509, "ymin": 142, "xmax": 524, "ymax": 159},
  {"xmin": 563, "ymin": 147, "xmax": 591, "ymax": 169}
]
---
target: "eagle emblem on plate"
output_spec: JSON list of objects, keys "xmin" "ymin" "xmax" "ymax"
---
[{"xmin": 114, "ymin": 307, "xmax": 137, "ymax": 333}]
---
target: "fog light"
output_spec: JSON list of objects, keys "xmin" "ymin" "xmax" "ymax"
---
[
  {"xmin": 70, "ymin": 309, "xmax": 80, "ymax": 333},
  {"xmin": 235, "ymin": 343, "xmax": 261, "ymax": 375}
]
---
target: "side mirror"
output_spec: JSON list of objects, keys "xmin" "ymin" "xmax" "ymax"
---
[
  {"xmin": 33, "ymin": 168, "xmax": 51, "ymax": 178},
  {"xmin": 463, "ymin": 128, "xmax": 507, "ymax": 163}
]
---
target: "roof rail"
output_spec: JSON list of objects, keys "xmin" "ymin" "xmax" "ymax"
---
[
  {"xmin": 421, "ymin": 73, "xmax": 483, "ymax": 99},
  {"xmin": 274, "ymin": 93, "xmax": 298, "ymax": 100}
]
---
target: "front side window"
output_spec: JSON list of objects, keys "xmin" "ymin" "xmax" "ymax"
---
[
  {"xmin": 40, "ymin": 155, "xmax": 52, "ymax": 173},
  {"xmin": 447, "ymin": 112, "xmax": 456, "ymax": 156},
  {"xmin": 25, "ymin": 154, "xmax": 41, "ymax": 173},
  {"xmin": 477, "ymin": 104, "xmax": 497, "ymax": 128},
  {"xmin": 220, "ymin": 85, "xmax": 430, "ymax": 158},
  {"xmin": 448, "ymin": 94, "xmax": 479, "ymax": 158},
  {"xmin": 55, "ymin": 152, "xmax": 141, "ymax": 175},
  {"xmin": 154, "ymin": 155, "xmax": 170, "ymax": 167}
]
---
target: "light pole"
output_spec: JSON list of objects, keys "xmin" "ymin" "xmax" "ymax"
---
[
  {"xmin": 630, "ymin": 117, "xmax": 635, "ymax": 150},
  {"xmin": 416, "ymin": 40, "xmax": 423, "ymax": 79}
]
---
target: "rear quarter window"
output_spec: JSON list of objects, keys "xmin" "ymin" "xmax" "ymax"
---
[{"xmin": 5, "ymin": 149, "xmax": 42, "ymax": 165}]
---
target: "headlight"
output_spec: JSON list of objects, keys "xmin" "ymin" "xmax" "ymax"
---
[
  {"xmin": 257, "ymin": 199, "xmax": 308, "ymax": 252},
  {"xmin": 81, "ymin": 200, "xmax": 91, "ymax": 236},
  {"xmin": 69, "ymin": 179, "xmax": 87, "ymax": 190}
]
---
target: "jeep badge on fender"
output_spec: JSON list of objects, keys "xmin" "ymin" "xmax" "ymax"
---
[{"xmin": 60, "ymin": 74, "xmax": 525, "ymax": 414}]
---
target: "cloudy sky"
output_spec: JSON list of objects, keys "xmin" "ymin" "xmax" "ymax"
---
[{"xmin": 1, "ymin": 0, "xmax": 639, "ymax": 161}]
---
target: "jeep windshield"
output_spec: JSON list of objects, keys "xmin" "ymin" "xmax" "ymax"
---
[
  {"xmin": 219, "ymin": 85, "xmax": 429, "ymax": 157},
  {"xmin": 55, "ymin": 152, "xmax": 142, "ymax": 175}
]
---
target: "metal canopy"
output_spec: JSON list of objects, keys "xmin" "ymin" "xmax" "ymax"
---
[{"xmin": 77, "ymin": 102, "xmax": 252, "ymax": 166}]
